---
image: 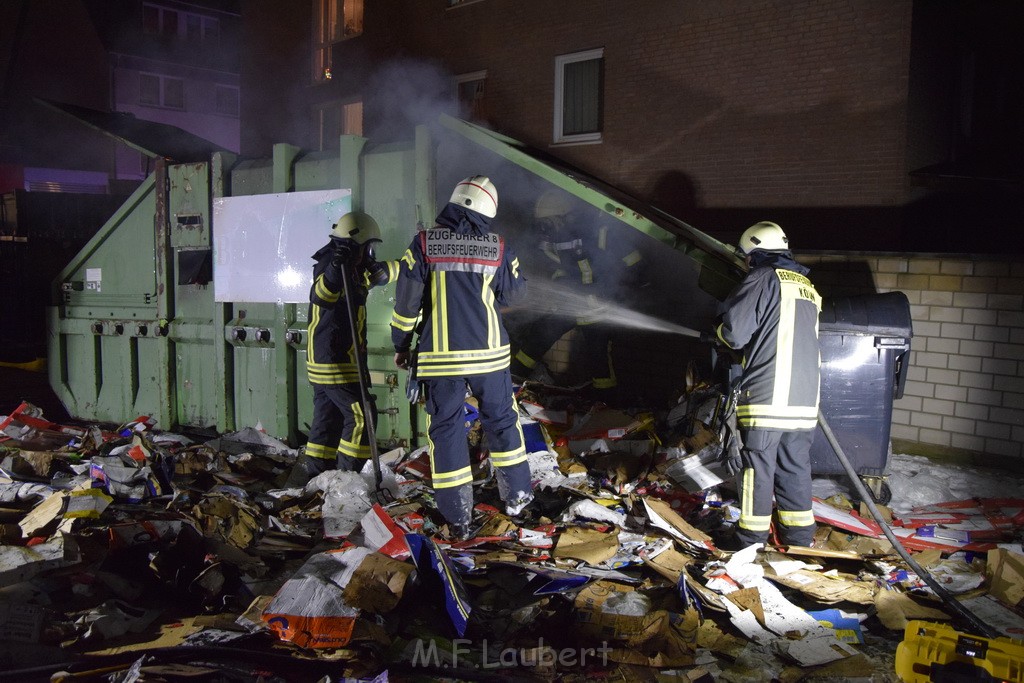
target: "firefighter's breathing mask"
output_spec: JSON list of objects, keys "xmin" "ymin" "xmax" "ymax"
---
[{"xmin": 537, "ymin": 214, "xmax": 567, "ymax": 239}]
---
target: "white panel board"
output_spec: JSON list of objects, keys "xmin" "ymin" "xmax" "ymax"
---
[{"xmin": 213, "ymin": 189, "xmax": 352, "ymax": 303}]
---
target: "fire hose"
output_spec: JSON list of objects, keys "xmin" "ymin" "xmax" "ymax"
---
[{"xmin": 816, "ymin": 410, "xmax": 1000, "ymax": 640}]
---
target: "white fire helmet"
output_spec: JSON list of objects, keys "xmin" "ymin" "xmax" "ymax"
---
[
  {"xmin": 737, "ymin": 221, "xmax": 789, "ymax": 255},
  {"xmin": 449, "ymin": 175, "xmax": 498, "ymax": 218},
  {"xmin": 330, "ymin": 211, "xmax": 382, "ymax": 245}
]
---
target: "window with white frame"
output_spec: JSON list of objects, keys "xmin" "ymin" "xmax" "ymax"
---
[
  {"xmin": 312, "ymin": 0, "xmax": 364, "ymax": 83},
  {"xmin": 553, "ymin": 48, "xmax": 604, "ymax": 144},
  {"xmin": 314, "ymin": 99, "xmax": 363, "ymax": 151},
  {"xmin": 454, "ymin": 70, "xmax": 487, "ymax": 121},
  {"xmin": 139, "ymin": 73, "xmax": 184, "ymax": 109}
]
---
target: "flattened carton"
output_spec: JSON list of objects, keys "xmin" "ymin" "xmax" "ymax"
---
[{"xmin": 573, "ymin": 580, "xmax": 650, "ymax": 641}]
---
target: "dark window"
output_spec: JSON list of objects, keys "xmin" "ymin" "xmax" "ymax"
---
[
  {"xmin": 554, "ymin": 48, "xmax": 604, "ymax": 144},
  {"xmin": 140, "ymin": 74, "xmax": 160, "ymax": 105},
  {"xmin": 143, "ymin": 5, "xmax": 160, "ymax": 34},
  {"xmin": 163, "ymin": 78, "xmax": 184, "ymax": 109}
]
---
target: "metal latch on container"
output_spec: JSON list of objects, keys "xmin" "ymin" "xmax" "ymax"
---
[{"xmin": 61, "ymin": 281, "xmax": 84, "ymax": 292}]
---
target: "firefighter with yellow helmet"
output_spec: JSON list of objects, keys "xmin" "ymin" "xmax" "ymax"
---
[
  {"xmin": 285, "ymin": 211, "xmax": 399, "ymax": 488},
  {"xmin": 509, "ymin": 188, "xmax": 645, "ymax": 402}
]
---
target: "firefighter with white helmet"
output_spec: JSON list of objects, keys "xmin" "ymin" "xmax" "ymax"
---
[
  {"xmin": 736, "ymin": 220, "xmax": 789, "ymax": 255},
  {"xmin": 390, "ymin": 176, "xmax": 532, "ymax": 539},
  {"xmin": 508, "ymin": 188, "xmax": 645, "ymax": 403},
  {"xmin": 712, "ymin": 220, "xmax": 822, "ymax": 550},
  {"xmin": 285, "ymin": 211, "xmax": 399, "ymax": 487}
]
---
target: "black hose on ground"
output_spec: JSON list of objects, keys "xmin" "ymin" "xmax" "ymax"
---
[{"xmin": 817, "ymin": 409, "xmax": 1001, "ymax": 640}]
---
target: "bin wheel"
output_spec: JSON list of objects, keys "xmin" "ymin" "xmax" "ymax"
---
[{"xmin": 862, "ymin": 477, "xmax": 892, "ymax": 506}]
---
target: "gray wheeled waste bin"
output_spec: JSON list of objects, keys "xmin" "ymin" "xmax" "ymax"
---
[{"xmin": 809, "ymin": 292, "xmax": 913, "ymax": 489}]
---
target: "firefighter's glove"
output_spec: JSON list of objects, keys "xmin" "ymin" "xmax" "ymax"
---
[
  {"xmin": 722, "ymin": 433, "xmax": 744, "ymax": 476},
  {"xmin": 366, "ymin": 258, "xmax": 390, "ymax": 288},
  {"xmin": 330, "ymin": 238, "xmax": 357, "ymax": 268},
  {"xmin": 698, "ymin": 331, "xmax": 719, "ymax": 345}
]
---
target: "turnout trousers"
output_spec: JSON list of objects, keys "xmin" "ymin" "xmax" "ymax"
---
[
  {"xmin": 735, "ymin": 428, "xmax": 817, "ymax": 547},
  {"xmin": 423, "ymin": 370, "xmax": 530, "ymax": 527},
  {"xmin": 306, "ymin": 382, "xmax": 377, "ymax": 471}
]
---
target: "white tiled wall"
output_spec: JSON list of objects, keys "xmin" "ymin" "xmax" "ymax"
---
[{"xmin": 801, "ymin": 254, "xmax": 1024, "ymax": 461}]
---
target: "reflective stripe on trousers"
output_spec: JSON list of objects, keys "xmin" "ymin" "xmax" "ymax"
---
[
  {"xmin": 423, "ymin": 370, "xmax": 529, "ymax": 526},
  {"xmin": 736, "ymin": 428, "xmax": 816, "ymax": 547}
]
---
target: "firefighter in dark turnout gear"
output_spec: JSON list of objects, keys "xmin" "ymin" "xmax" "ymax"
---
[
  {"xmin": 509, "ymin": 189, "xmax": 644, "ymax": 400},
  {"xmin": 285, "ymin": 212, "xmax": 399, "ymax": 488},
  {"xmin": 390, "ymin": 176, "xmax": 532, "ymax": 539},
  {"xmin": 714, "ymin": 221, "xmax": 822, "ymax": 548}
]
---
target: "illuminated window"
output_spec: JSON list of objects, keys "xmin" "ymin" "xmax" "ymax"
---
[
  {"xmin": 553, "ymin": 48, "xmax": 604, "ymax": 144},
  {"xmin": 454, "ymin": 71, "xmax": 487, "ymax": 121},
  {"xmin": 314, "ymin": 99, "xmax": 363, "ymax": 151},
  {"xmin": 139, "ymin": 73, "xmax": 185, "ymax": 109},
  {"xmin": 312, "ymin": 0, "xmax": 364, "ymax": 83}
]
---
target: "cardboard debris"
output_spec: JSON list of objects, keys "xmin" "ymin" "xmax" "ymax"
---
[
  {"xmin": 4, "ymin": 386, "xmax": 1023, "ymax": 681},
  {"xmin": 874, "ymin": 589, "xmax": 953, "ymax": 631},
  {"xmin": 0, "ymin": 533, "xmax": 80, "ymax": 587},
  {"xmin": 984, "ymin": 548, "xmax": 1024, "ymax": 608},
  {"xmin": 563, "ymin": 406, "xmax": 650, "ymax": 441},
  {"xmin": 765, "ymin": 568, "xmax": 877, "ymax": 605},
  {"xmin": 342, "ymin": 551, "xmax": 415, "ymax": 614},
  {"xmin": 643, "ymin": 497, "xmax": 716, "ymax": 552},
  {"xmin": 553, "ymin": 525, "xmax": 620, "ymax": 565},
  {"xmin": 573, "ymin": 580, "xmax": 652, "ymax": 640},
  {"xmin": 360, "ymin": 504, "xmax": 412, "ymax": 560}
]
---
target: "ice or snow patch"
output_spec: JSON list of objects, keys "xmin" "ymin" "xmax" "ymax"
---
[{"xmin": 812, "ymin": 452, "xmax": 1024, "ymax": 514}]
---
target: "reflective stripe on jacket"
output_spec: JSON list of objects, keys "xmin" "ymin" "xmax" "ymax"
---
[
  {"xmin": 390, "ymin": 213, "xmax": 525, "ymax": 377},
  {"xmin": 306, "ymin": 246, "xmax": 399, "ymax": 385},
  {"xmin": 716, "ymin": 263, "xmax": 822, "ymax": 430}
]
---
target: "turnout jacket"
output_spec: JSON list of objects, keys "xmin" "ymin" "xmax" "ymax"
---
[
  {"xmin": 306, "ymin": 244, "xmax": 399, "ymax": 385},
  {"xmin": 536, "ymin": 216, "xmax": 643, "ymax": 296},
  {"xmin": 390, "ymin": 204, "xmax": 526, "ymax": 377},
  {"xmin": 715, "ymin": 251, "xmax": 822, "ymax": 430}
]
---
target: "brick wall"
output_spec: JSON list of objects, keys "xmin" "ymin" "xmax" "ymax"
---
[
  {"xmin": 413, "ymin": 0, "xmax": 913, "ymax": 216},
  {"xmin": 801, "ymin": 253, "xmax": 1024, "ymax": 461}
]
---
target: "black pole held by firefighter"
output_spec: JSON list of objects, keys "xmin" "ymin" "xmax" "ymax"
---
[{"xmin": 332, "ymin": 236, "xmax": 390, "ymax": 502}]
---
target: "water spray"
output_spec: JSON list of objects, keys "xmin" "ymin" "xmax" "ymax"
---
[{"xmin": 512, "ymin": 277, "xmax": 704, "ymax": 338}]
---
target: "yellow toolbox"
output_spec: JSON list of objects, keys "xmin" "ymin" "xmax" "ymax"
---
[{"xmin": 896, "ymin": 620, "xmax": 1024, "ymax": 682}]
